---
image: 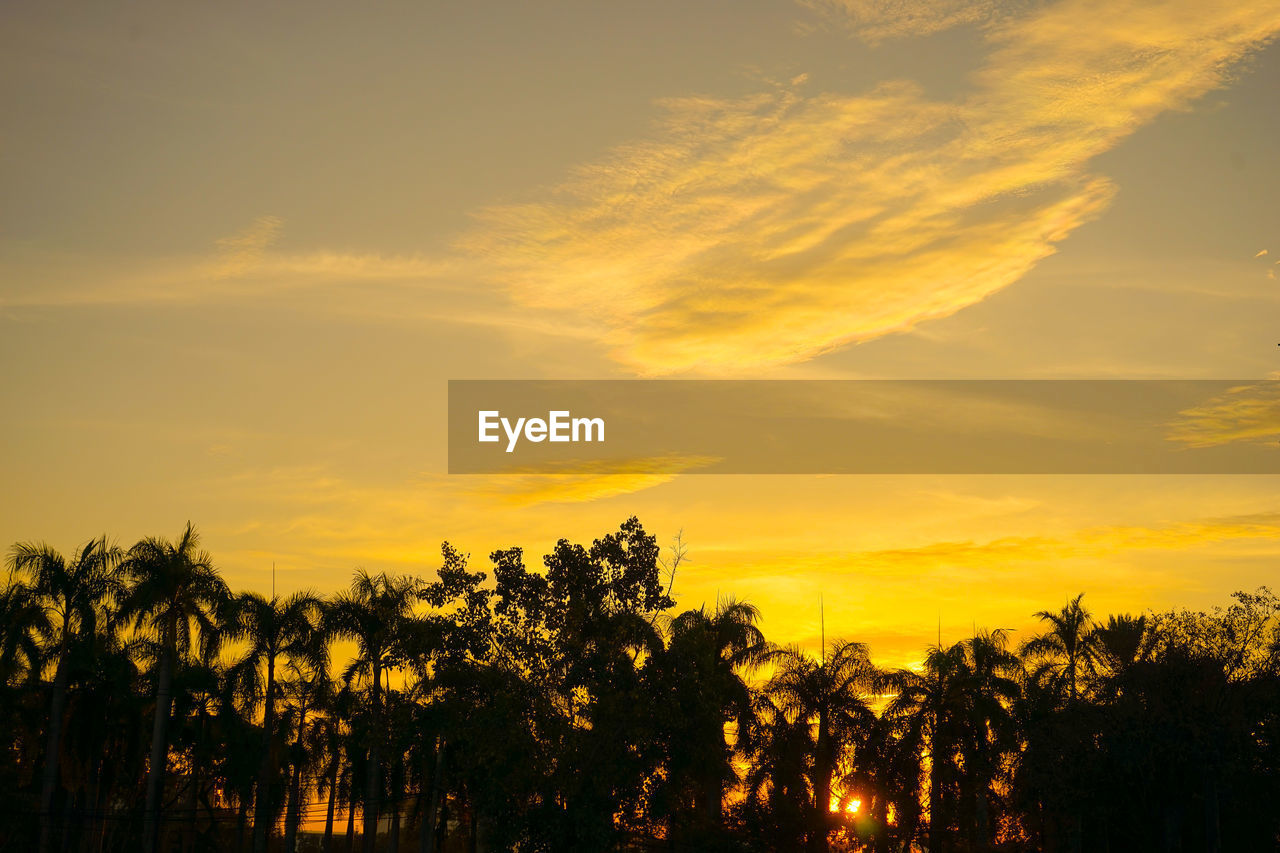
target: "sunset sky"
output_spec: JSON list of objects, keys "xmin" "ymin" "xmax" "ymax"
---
[{"xmin": 3, "ymin": 0, "xmax": 1279, "ymax": 667}]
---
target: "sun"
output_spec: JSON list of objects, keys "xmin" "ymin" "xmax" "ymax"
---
[{"xmin": 829, "ymin": 796, "xmax": 862, "ymax": 814}]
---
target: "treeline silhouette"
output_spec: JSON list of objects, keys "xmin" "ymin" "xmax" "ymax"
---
[{"xmin": 2, "ymin": 518, "xmax": 1278, "ymax": 853}]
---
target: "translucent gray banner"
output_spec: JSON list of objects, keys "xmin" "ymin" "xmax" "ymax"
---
[{"xmin": 447, "ymin": 380, "xmax": 1280, "ymax": 474}]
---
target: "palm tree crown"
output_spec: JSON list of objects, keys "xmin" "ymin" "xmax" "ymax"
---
[{"xmin": 1023, "ymin": 593, "xmax": 1099, "ymax": 704}]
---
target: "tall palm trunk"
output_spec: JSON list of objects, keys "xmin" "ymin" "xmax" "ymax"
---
[
  {"xmin": 143, "ymin": 624, "xmax": 177, "ymax": 853},
  {"xmin": 186, "ymin": 739, "xmax": 202, "ymax": 853},
  {"xmin": 810, "ymin": 711, "xmax": 831, "ymax": 853},
  {"xmin": 870, "ymin": 799, "xmax": 890, "ymax": 853},
  {"xmin": 284, "ymin": 704, "xmax": 308, "ymax": 853},
  {"xmin": 362, "ymin": 661, "xmax": 382, "ymax": 853},
  {"xmin": 362, "ymin": 741, "xmax": 381, "ymax": 851},
  {"xmin": 388, "ymin": 764, "xmax": 402, "ymax": 853},
  {"xmin": 345, "ymin": 787, "xmax": 357, "ymax": 853},
  {"xmin": 702, "ymin": 751, "xmax": 723, "ymax": 827},
  {"xmin": 59, "ymin": 790, "xmax": 76, "ymax": 853},
  {"xmin": 420, "ymin": 739, "xmax": 444, "ymax": 853},
  {"xmin": 974, "ymin": 782, "xmax": 990, "ymax": 849},
  {"xmin": 39, "ymin": 644, "xmax": 71, "ymax": 853},
  {"xmin": 252, "ymin": 654, "xmax": 278, "ymax": 853},
  {"xmin": 79, "ymin": 751, "xmax": 103, "ymax": 853},
  {"xmin": 236, "ymin": 798, "xmax": 250, "ymax": 853},
  {"xmin": 436, "ymin": 798, "xmax": 449, "ymax": 852},
  {"xmin": 929, "ymin": 710, "xmax": 943, "ymax": 853},
  {"xmin": 282, "ymin": 761, "xmax": 299, "ymax": 853},
  {"xmin": 186, "ymin": 705, "xmax": 210, "ymax": 853},
  {"xmin": 970, "ymin": 743, "xmax": 991, "ymax": 850},
  {"xmin": 322, "ymin": 759, "xmax": 339, "ymax": 853}
]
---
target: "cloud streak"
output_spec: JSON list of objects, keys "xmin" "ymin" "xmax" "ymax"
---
[
  {"xmin": 702, "ymin": 510, "xmax": 1280, "ymax": 586},
  {"xmin": 799, "ymin": 0, "xmax": 1012, "ymax": 43},
  {"xmin": 1167, "ymin": 383, "xmax": 1280, "ymax": 448},
  {"xmin": 5, "ymin": 0, "xmax": 1277, "ymax": 378},
  {"xmin": 462, "ymin": 454, "xmax": 718, "ymax": 506},
  {"xmin": 214, "ymin": 215, "xmax": 284, "ymax": 279},
  {"xmin": 467, "ymin": 0, "xmax": 1280, "ymax": 374}
]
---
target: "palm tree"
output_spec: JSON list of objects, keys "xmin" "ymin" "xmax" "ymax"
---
[
  {"xmin": 9, "ymin": 537, "xmax": 123, "ymax": 853},
  {"xmin": 0, "ymin": 576, "xmax": 49, "ymax": 817},
  {"xmin": 0, "ymin": 576, "xmax": 48, "ymax": 687},
  {"xmin": 658, "ymin": 598, "xmax": 769, "ymax": 837},
  {"xmin": 212, "ymin": 677, "xmax": 261, "ymax": 853},
  {"xmin": 884, "ymin": 640, "xmax": 968, "ymax": 853},
  {"xmin": 328, "ymin": 570, "xmax": 420, "ymax": 853},
  {"xmin": 226, "ymin": 590, "xmax": 324, "ymax": 853},
  {"xmin": 959, "ymin": 629, "xmax": 1022, "ymax": 848},
  {"xmin": 1020, "ymin": 596, "xmax": 1099, "ymax": 853},
  {"xmin": 1022, "ymin": 593, "xmax": 1098, "ymax": 705},
  {"xmin": 1091, "ymin": 613, "xmax": 1148, "ymax": 689},
  {"xmin": 743, "ymin": 692, "xmax": 818, "ymax": 851},
  {"xmin": 119, "ymin": 522, "xmax": 228, "ymax": 853},
  {"xmin": 315, "ymin": 682, "xmax": 355, "ymax": 853},
  {"xmin": 171, "ymin": 646, "xmax": 226, "ymax": 853},
  {"xmin": 69, "ymin": 624, "xmax": 145, "ymax": 851},
  {"xmin": 767, "ymin": 640, "xmax": 878, "ymax": 852},
  {"xmin": 845, "ymin": 710, "xmax": 921, "ymax": 852},
  {"xmin": 279, "ymin": 615, "xmax": 333, "ymax": 853}
]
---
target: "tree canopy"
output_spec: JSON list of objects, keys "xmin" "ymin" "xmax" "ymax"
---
[{"xmin": 2, "ymin": 518, "xmax": 1278, "ymax": 852}]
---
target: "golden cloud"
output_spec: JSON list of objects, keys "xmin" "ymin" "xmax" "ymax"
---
[
  {"xmin": 465, "ymin": 0, "xmax": 1280, "ymax": 374},
  {"xmin": 1167, "ymin": 383, "xmax": 1280, "ymax": 448},
  {"xmin": 800, "ymin": 0, "xmax": 1009, "ymax": 42},
  {"xmin": 677, "ymin": 509, "xmax": 1280, "ymax": 601},
  {"xmin": 8, "ymin": 0, "xmax": 1277, "ymax": 379}
]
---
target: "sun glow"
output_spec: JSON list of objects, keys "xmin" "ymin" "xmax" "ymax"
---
[{"xmin": 829, "ymin": 796, "xmax": 863, "ymax": 814}]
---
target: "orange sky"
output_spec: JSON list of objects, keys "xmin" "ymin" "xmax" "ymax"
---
[{"xmin": 3, "ymin": 0, "xmax": 1280, "ymax": 669}]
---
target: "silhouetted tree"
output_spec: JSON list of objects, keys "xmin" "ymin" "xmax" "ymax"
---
[
  {"xmin": 654, "ymin": 597, "xmax": 768, "ymax": 846},
  {"xmin": 8, "ymin": 536, "xmax": 122, "ymax": 853},
  {"xmin": 226, "ymin": 589, "xmax": 324, "ymax": 853},
  {"xmin": 329, "ymin": 570, "xmax": 420, "ymax": 853},
  {"xmin": 885, "ymin": 640, "xmax": 968, "ymax": 852},
  {"xmin": 767, "ymin": 640, "xmax": 878, "ymax": 852},
  {"xmin": 2, "ymin": 521, "xmax": 1279, "ymax": 853},
  {"xmin": 119, "ymin": 522, "xmax": 227, "ymax": 853}
]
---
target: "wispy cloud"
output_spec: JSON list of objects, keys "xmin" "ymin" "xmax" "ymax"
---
[
  {"xmin": 5, "ymin": 0, "xmax": 1277, "ymax": 377},
  {"xmin": 214, "ymin": 215, "xmax": 284, "ymax": 278},
  {"xmin": 1167, "ymin": 382, "xmax": 1280, "ymax": 447},
  {"xmin": 676, "ymin": 507, "xmax": 1280, "ymax": 604},
  {"xmin": 204, "ymin": 457, "xmax": 699, "ymax": 565},
  {"xmin": 669, "ymin": 504, "xmax": 1280, "ymax": 664},
  {"xmin": 466, "ymin": 0, "xmax": 1280, "ymax": 374},
  {"xmin": 462, "ymin": 455, "xmax": 718, "ymax": 506},
  {"xmin": 864, "ymin": 512, "xmax": 1280, "ymax": 568},
  {"xmin": 0, "ymin": 240, "xmax": 466, "ymax": 309},
  {"xmin": 0, "ymin": 212, "xmax": 613, "ymax": 346},
  {"xmin": 799, "ymin": 0, "xmax": 1011, "ymax": 43}
]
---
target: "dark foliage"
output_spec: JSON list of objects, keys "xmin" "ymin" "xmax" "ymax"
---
[{"xmin": 2, "ymin": 519, "xmax": 1278, "ymax": 852}]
